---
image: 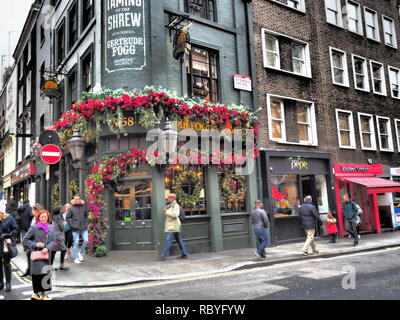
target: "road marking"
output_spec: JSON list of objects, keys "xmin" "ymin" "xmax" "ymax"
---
[
  {"xmin": 298, "ymin": 267, "xmax": 347, "ymax": 280},
  {"xmin": 71, "ymin": 246, "xmax": 400, "ymax": 296},
  {"xmin": 0, "ymin": 295, "xmax": 4, "ymax": 300},
  {"xmin": 10, "ymin": 284, "xmax": 31, "ymax": 289}
]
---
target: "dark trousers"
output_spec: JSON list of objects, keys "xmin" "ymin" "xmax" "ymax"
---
[
  {"xmin": 0, "ymin": 253, "xmax": 12, "ymax": 286},
  {"xmin": 32, "ymin": 274, "xmax": 52, "ymax": 294},
  {"xmin": 345, "ymin": 219, "xmax": 359, "ymax": 244},
  {"xmin": 51, "ymin": 250, "xmax": 66, "ymax": 266},
  {"xmin": 65, "ymin": 230, "xmax": 73, "ymax": 249},
  {"xmin": 330, "ymin": 233, "xmax": 336, "ymax": 243},
  {"xmin": 24, "ymin": 250, "xmax": 31, "ymax": 275}
]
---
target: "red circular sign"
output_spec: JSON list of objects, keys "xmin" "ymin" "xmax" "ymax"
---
[{"xmin": 41, "ymin": 144, "xmax": 62, "ymax": 165}]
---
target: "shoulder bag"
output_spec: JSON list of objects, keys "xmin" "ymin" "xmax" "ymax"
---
[{"xmin": 4, "ymin": 239, "xmax": 18, "ymax": 259}]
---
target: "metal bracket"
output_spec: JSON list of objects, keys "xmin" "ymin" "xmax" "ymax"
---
[{"xmin": 165, "ymin": 14, "xmax": 192, "ymax": 40}]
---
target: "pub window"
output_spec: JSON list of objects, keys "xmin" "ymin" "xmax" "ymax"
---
[
  {"xmin": 53, "ymin": 81, "xmax": 64, "ymax": 122},
  {"xmin": 68, "ymin": 2, "xmax": 78, "ymax": 50},
  {"xmin": 184, "ymin": 0, "xmax": 216, "ymax": 22},
  {"xmin": 82, "ymin": 0, "xmax": 94, "ymax": 31},
  {"xmin": 81, "ymin": 46, "xmax": 93, "ymax": 93},
  {"xmin": 165, "ymin": 166, "xmax": 207, "ymax": 217},
  {"xmin": 68, "ymin": 68, "xmax": 77, "ymax": 107},
  {"xmin": 186, "ymin": 46, "xmax": 219, "ymax": 102},
  {"xmin": 218, "ymin": 166, "xmax": 247, "ymax": 214},
  {"xmin": 56, "ymin": 22, "xmax": 65, "ymax": 66}
]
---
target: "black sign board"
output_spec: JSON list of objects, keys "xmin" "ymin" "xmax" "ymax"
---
[
  {"xmin": 105, "ymin": 0, "xmax": 146, "ymax": 73},
  {"xmin": 39, "ymin": 130, "xmax": 60, "ymax": 146}
]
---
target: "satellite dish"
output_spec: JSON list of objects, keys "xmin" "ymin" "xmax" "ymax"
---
[{"xmin": 39, "ymin": 130, "xmax": 60, "ymax": 146}]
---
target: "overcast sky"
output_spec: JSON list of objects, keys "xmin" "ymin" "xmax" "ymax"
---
[{"xmin": 0, "ymin": 0, "xmax": 34, "ymax": 81}]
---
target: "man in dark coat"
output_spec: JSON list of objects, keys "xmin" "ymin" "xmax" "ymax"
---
[
  {"xmin": 66, "ymin": 195, "xmax": 89, "ymax": 264},
  {"xmin": 6, "ymin": 196, "xmax": 20, "ymax": 243},
  {"xmin": 298, "ymin": 195, "xmax": 323, "ymax": 256},
  {"xmin": 342, "ymin": 194, "xmax": 359, "ymax": 246},
  {"xmin": 18, "ymin": 200, "xmax": 33, "ymax": 234}
]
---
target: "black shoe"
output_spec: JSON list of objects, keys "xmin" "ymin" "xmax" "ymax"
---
[
  {"xmin": 178, "ymin": 255, "xmax": 188, "ymax": 259},
  {"xmin": 5, "ymin": 283, "xmax": 11, "ymax": 292},
  {"xmin": 353, "ymin": 242, "xmax": 359, "ymax": 246},
  {"xmin": 21, "ymin": 271, "xmax": 30, "ymax": 277}
]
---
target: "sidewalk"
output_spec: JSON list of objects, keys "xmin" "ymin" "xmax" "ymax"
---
[{"xmin": 13, "ymin": 231, "xmax": 400, "ymax": 288}]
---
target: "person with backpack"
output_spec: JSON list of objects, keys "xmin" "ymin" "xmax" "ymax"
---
[
  {"xmin": 250, "ymin": 200, "xmax": 269, "ymax": 260},
  {"xmin": 342, "ymin": 194, "xmax": 360, "ymax": 246},
  {"xmin": 159, "ymin": 193, "xmax": 189, "ymax": 260}
]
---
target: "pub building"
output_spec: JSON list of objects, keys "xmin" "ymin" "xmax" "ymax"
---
[
  {"xmin": 10, "ymin": 160, "xmax": 36, "ymax": 204},
  {"xmin": 260, "ymin": 150, "xmax": 335, "ymax": 245},
  {"xmin": 334, "ymin": 163, "xmax": 400, "ymax": 237},
  {"xmin": 95, "ymin": 118, "xmax": 259, "ymax": 254}
]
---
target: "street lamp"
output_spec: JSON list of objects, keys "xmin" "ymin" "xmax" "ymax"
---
[
  {"xmin": 67, "ymin": 130, "xmax": 86, "ymax": 162},
  {"xmin": 158, "ymin": 119, "xmax": 178, "ymax": 172}
]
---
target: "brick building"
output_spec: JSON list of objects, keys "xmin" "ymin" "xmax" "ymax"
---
[{"xmin": 253, "ymin": 0, "xmax": 400, "ymax": 244}]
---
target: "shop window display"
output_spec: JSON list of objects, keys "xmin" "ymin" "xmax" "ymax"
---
[{"xmin": 272, "ymin": 175, "xmax": 300, "ymax": 217}]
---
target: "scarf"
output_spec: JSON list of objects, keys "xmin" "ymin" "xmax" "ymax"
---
[{"xmin": 37, "ymin": 222, "xmax": 49, "ymax": 234}]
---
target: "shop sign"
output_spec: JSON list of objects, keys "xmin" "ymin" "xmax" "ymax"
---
[
  {"xmin": 105, "ymin": 0, "xmax": 146, "ymax": 73},
  {"xmin": 334, "ymin": 164, "xmax": 383, "ymax": 175},
  {"xmin": 289, "ymin": 157, "xmax": 309, "ymax": 171},
  {"xmin": 233, "ymin": 74, "xmax": 252, "ymax": 92},
  {"xmin": 11, "ymin": 162, "xmax": 35, "ymax": 185},
  {"xmin": 178, "ymin": 120, "xmax": 212, "ymax": 131},
  {"xmin": 127, "ymin": 171, "xmax": 150, "ymax": 177},
  {"xmin": 395, "ymin": 209, "xmax": 400, "ymax": 227}
]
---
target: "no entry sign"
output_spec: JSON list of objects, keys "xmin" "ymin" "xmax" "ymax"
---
[{"xmin": 41, "ymin": 144, "xmax": 62, "ymax": 165}]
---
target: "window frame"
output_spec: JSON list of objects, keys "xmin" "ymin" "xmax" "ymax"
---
[
  {"xmin": 351, "ymin": 54, "xmax": 370, "ymax": 92},
  {"xmin": 394, "ymin": 119, "xmax": 400, "ymax": 152},
  {"xmin": 346, "ymin": 0, "xmax": 363, "ymax": 36},
  {"xmin": 56, "ymin": 20, "xmax": 66, "ymax": 66},
  {"xmin": 325, "ymin": 0, "xmax": 343, "ymax": 28},
  {"xmin": 357, "ymin": 112, "xmax": 377, "ymax": 151},
  {"xmin": 388, "ymin": 65, "xmax": 400, "ymax": 99},
  {"xmin": 336, "ymin": 109, "xmax": 356, "ymax": 149},
  {"xmin": 81, "ymin": 44, "xmax": 94, "ymax": 94},
  {"xmin": 329, "ymin": 47, "xmax": 350, "ymax": 87},
  {"xmin": 184, "ymin": 0, "xmax": 217, "ymax": 22},
  {"xmin": 82, "ymin": 0, "xmax": 95, "ymax": 32},
  {"xmin": 364, "ymin": 7, "xmax": 380, "ymax": 42},
  {"xmin": 382, "ymin": 15, "xmax": 397, "ymax": 49},
  {"xmin": 369, "ymin": 60, "xmax": 387, "ymax": 96},
  {"xmin": 261, "ymin": 29, "xmax": 312, "ymax": 78},
  {"xmin": 267, "ymin": 93, "xmax": 318, "ymax": 146},
  {"xmin": 268, "ymin": 0, "xmax": 306, "ymax": 13},
  {"xmin": 376, "ymin": 116, "xmax": 394, "ymax": 152}
]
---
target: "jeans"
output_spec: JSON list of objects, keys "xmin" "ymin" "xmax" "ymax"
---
[
  {"xmin": 72, "ymin": 230, "xmax": 88, "ymax": 260},
  {"xmin": 345, "ymin": 219, "xmax": 359, "ymax": 244},
  {"xmin": 254, "ymin": 228, "xmax": 269, "ymax": 257},
  {"xmin": 161, "ymin": 232, "xmax": 188, "ymax": 257},
  {"xmin": 302, "ymin": 229, "xmax": 317, "ymax": 253}
]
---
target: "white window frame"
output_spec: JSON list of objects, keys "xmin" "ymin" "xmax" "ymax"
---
[
  {"xmin": 369, "ymin": 60, "xmax": 387, "ymax": 96},
  {"xmin": 262, "ymin": 29, "xmax": 312, "ymax": 78},
  {"xmin": 336, "ymin": 109, "xmax": 356, "ymax": 149},
  {"xmin": 268, "ymin": 0, "xmax": 306, "ymax": 12},
  {"xmin": 26, "ymin": 71, "xmax": 32, "ymax": 105},
  {"xmin": 357, "ymin": 112, "xmax": 377, "ymax": 151},
  {"xmin": 351, "ymin": 54, "xmax": 370, "ymax": 92},
  {"xmin": 267, "ymin": 93, "xmax": 318, "ymax": 146},
  {"xmin": 364, "ymin": 7, "xmax": 380, "ymax": 42},
  {"xmin": 376, "ymin": 116, "xmax": 394, "ymax": 152},
  {"xmin": 388, "ymin": 66, "xmax": 400, "ymax": 99},
  {"xmin": 382, "ymin": 15, "xmax": 397, "ymax": 49},
  {"xmin": 346, "ymin": 0, "xmax": 363, "ymax": 36},
  {"xmin": 263, "ymin": 33, "xmax": 280, "ymax": 69},
  {"xmin": 329, "ymin": 47, "xmax": 349, "ymax": 87},
  {"xmin": 325, "ymin": 0, "xmax": 343, "ymax": 28},
  {"xmin": 394, "ymin": 119, "xmax": 400, "ymax": 152}
]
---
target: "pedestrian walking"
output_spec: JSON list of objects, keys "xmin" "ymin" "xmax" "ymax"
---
[
  {"xmin": 50, "ymin": 206, "xmax": 70, "ymax": 271},
  {"xmin": 22, "ymin": 210, "xmax": 55, "ymax": 300},
  {"xmin": 66, "ymin": 195, "xmax": 89, "ymax": 264},
  {"xmin": 250, "ymin": 200, "xmax": 269, "ymax": 260},
  {"xmin": 5, "ymin": 196, "xmax": 19, "ymax": 242},
  {"xmin": 19, "ymin": 200, "xmax": 33, "ymax": 238},
  {"xmin": 62, "ymin": 204, "xmax": 73, "ymax": 260},
  {"xmin": 22, "ymin": 204, "xmax": 43, "ymax": 278},
  {"xmin": 298, "ymin": 195, "xmax": 323, "ymax": 256},
  {"xmin": 159, "ymin": 193, "xmax": 188, "ymax": 260},
  {"xmin": 0, "ymin": 212, "xmax": 18, "ymax": 292},
  {"xmin": 342, "ymin": 194, "xmax": 360, "ymax": 246},
  {"xmin": 326, "ymin": 213, "xmax": 338, "ymax": 243}
]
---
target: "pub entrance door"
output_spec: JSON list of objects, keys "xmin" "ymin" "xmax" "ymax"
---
[{"xmin": 112, "ymin": 179, "xmax": 153, "ymax": 250}]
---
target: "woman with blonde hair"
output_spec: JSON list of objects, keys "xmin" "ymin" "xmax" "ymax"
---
[{"xmin": 0, "ymin": 212, "xmax": 18, "ymax": 292}]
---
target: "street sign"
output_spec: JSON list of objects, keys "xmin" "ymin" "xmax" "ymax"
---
[
  {"xmin": 39, "ymin": 130, "xmax": 60, "ymax": 146},
  {"xmin": 41, "ymin": 144, "xmax": 62, "ymax": 165}
]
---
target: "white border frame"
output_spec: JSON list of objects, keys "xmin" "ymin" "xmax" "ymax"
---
[
  {"xmin": 267, "ymin": 0, "xmax": 306, "ymax": 13},
  {"xmin": 382, "ymin": 15, "xmax": 398, "ymax": 49},
  {"xmin": 394, "ymin": 119, "xmax": 400, "ymax": 152},
  {"xmin": 388, "ymin": 65, "xmax": 400, "ymax": 99},
  {"xmin": 364, "ymin": 6, "xmax": 380, "ymax": 42},
  {"xmin": 351, "ymin": 54, "xmax": 370, "ymax": 92},
  {"xmin": 369, "ymin": 60, "xmax": 387, "ymax": 96},
  {"xmin": 261, "ymin": 28, "xmax": 312, "ymax": 79},
  {"xmin": 376, "ymin": 116, "xmax": 394, "ymax": 152},
  {"xmin": 346, "ymin": 0, "xmax": 364, "ymax": 36},
  {"xmin": 329, "ymin": 47, "xmax": 350, "ymax": 87},
  {"xmin": 357, "ymin": 112, "xmax": 377, "ymax": 151},
  {"xmin": 335, "ymin": 109, "xmax": 356, "ymax": 149},
  {"xmin": 324, "ymin": 0, "xmax": 343, "ymax": 28},
  {"xmin": 266, "ymin": 93, "xmax": 318, "ymax": 146}
]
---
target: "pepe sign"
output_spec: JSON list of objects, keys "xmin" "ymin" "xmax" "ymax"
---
[{"xmin": 105, "ymin": 0, "xmax": 146, "ymax": 73}]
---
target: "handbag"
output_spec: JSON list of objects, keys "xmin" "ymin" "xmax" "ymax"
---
[
  {"xmin": 4, "ymin": 239, "xmax": 18, "ymax": 259},
  {"xmin": 64, "ymin": 223, "xmax": 71, "ymax": 232},
  {"xmin": 31, "ymin": 249, "xmax": 49, "ymax": 261}
]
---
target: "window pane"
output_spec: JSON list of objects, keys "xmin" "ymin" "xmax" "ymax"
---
[
  {"xmin": 381, "ymin": 136, "xmax": 389, "ymax": 149},
  {"xmin": 362, "ymin": 133, "xmax": 372, "ymax": 148},
  {"xmin": 354, "ymin": 58, "xmax": 363, "ymax": 74},
  {"xmin": 297, "ymin": 106, "xmax": 307, "ymax": 122},
  {"xmin": 360, "ymin": 116, "xmax": 371, "ymax": 132},
  {"xmin": 332, "ymin": 52, "xmax": 343, "ymax": 68},
  {"xmin": 334, "ymin": 69, "xmax": 344, "ymax": 83},
  {"xmin": 326, "ymin": 10, "xmax": 338, "ymax": 25},
  {"xmin": 340, "ymin": 131, "xmax": 351, "ymax": 146},
  {"xmin": 298, "ymin": 124, "xmax": 309, "ymax": 141},
  {"xmin": 272, "ymin": 175, "xmax": 299, "ymax": 217},
  {"xmin": 266, "ymin": 35, "xmax": 277, "ymax": 51},
  {"xmin": 266, "ymin": 53, "xmax": 278, "ymax": 67},
  {"xmin": 271, "ymin": 102, "xmax": 282, "ymax": 119},
  {"xmin": 272, "ymin": 120, "xmax": 282, "ymax": 139},
  {"xmin": 339, "ymin": 113, "xmax": 350, "ymax": 130},
  {"xmin": 316, "ymin": 175, "xmax": 329, "ymax": 213},
  {"xmin": 293, "ymin": 60, "xmax": 304, "ymax": 74},
  {"xmin": 379, "ymin": 120, "xmax": 388, "ymax": 134}
]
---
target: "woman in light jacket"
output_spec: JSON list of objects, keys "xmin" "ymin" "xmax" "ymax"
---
[
  {"xmin": 0, "ymin": 212, "xmax": 18, "ymax": 292},
  {"xmin": 23, "ymin": 210, "xmax": 56, "ymax": 300}
]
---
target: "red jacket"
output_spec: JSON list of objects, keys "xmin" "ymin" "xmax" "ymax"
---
[{"xmin": 326, "ymin": 221, "xmax": 338, "ymax": 234}]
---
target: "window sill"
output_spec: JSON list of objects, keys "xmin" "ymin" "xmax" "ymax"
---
[
  {"xmin": 326, "ymin": 22, "xmax": 344, "ymax": 29},
  {"xmin": 333, "ymin": 82, "xmax": 350, "ymax": 88},
  {"xmin": 361, "ymin": 147, "xmax": 377, "ymax": 151},
  {"xmin": 265, "ymin": 66, "xmax": 312, "ymax": 79},
  {"xmin": 348, "ymin": 29, "xmax": 364, "ymax": 37},
  {"xmin": 385, "ymin": 43, "xmax": 398, "ymax": 50},
  {"xmin": 379, "ymin": 148, "xmax": 394, "ymax": 153},
  {"xmin": 267, "ymin": 0, "xmax": 306, "ymax": 14},
  {"xmin": 339, "ymin": 146, "xmax": 356, "ymax": 150},
  {"xmin": 354, "ymin": 87, "xmax": 370, "ymax": 93},
  {"xmin": 372, "ymin": 91, "xmax": 387, "ymax": 97},
  {"xmin": 366, "ymin": 36, "xmax": 381, "ymax": 44},
  {"xmin": 271, "ymin": 139, "xmax": 318, "ymax": 147}
]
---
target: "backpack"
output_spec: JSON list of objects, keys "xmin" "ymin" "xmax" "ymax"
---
[
  {"xmin": 355, "ymin": 203, "xmax": 363, "ymax": 215},
  {"xmin": 178, "ymin": 205, "xmax": 185, "ymax": 222}
]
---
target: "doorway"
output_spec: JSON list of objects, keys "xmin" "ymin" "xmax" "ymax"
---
[
  {"xmin": 112, "ymin": 179, "xmax": 153, "ymax": 250},
  {"xmin": 301, "ymin": 175, "xmax": 318, "ymax": 210}
]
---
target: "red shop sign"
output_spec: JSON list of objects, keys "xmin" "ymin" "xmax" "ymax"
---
[{"xmin": 334, "ymin": 163, "xmax": 383, "ymax": 176}]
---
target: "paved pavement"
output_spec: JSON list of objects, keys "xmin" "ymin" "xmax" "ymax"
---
[{"xmin": 11, "ymin": 231, "xmax": 400, "ymax": 288}]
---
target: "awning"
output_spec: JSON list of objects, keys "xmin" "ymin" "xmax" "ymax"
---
[{"xmin": 342, "ymin": 177, "xmax": 400, "ymax": 194}]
